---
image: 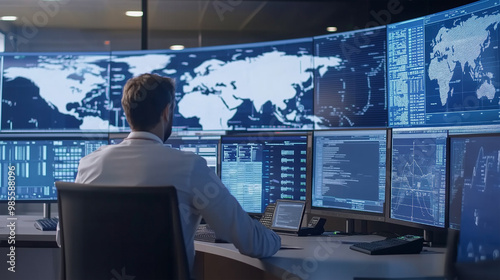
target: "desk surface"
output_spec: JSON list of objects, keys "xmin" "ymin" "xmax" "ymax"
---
[
  {"xmin": 0, "ymin": 215, "xmax": 57, "ymax": 242},
  {"xmin": 195, "ymin": 234, "xmax": 446, "ymax": 280},
  {"xmin": 1, "ymin": 216, "xmax": 447, "ymax": 280}
]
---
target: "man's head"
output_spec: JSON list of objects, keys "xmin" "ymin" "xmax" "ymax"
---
[{"xmin": 121, "ymin": 74, "xmax": 176, "ymax": 140}]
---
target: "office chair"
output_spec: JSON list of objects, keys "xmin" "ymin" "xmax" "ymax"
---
[{"xmin": 56, "ymin": 182, "xmax": 190, "ymax": 280}]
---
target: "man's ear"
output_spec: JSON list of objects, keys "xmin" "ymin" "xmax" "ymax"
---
[{"xmin": 162, "ymin": 106, "xmax": 170, "ymax": 122}]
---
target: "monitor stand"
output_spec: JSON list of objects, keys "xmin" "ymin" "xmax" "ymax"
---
[
  {"xmin": 345, "ymin": 219, "xmax": 355, "ymax": 234},
  {"xmin": 423, "ymin": 229, "xmax": 434, "ymax": 247},
  {"xmin": 43, "ymin": 203, "xmax": 52, "ymax": 219}
]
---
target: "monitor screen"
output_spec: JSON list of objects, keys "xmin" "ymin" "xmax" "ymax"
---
[
  {"xmin": 449, "ymin": 134, "xmax": 500, "ymax": 231},
  {"xmin": 311, "ymin": 129, "xmax": 387, "ymax": 221},
  {"xmin": 313, "ymin": 26, "xmax": 387, "ymax": 128},
  {"xmin": 271, "ymin": 200, "xmax": 306, "ymax": 232},
  {"xmin": 220, "ymin": 133, "xmax": 309, "ymax": 213},
  {"xmin": 390, "ymin": 129, "xmax": 447, "ymax": 228},
  {"xmin": 387, "ymin": 0, "xmax": 500, "ymax": 127},
  {"xmin": 0, "ymin": 135, "xmax": 107, "ymax": 201},
  {"xmin": 455, "ymin": 134, "xmax": 500, "ymax": 263},
  {"xmin": 1, "ymin": 52, "xmax": 111, "ymax": 132},
  {"xmin": 111, "ymin": 38, "xmax": 318, "ymax": 132}
]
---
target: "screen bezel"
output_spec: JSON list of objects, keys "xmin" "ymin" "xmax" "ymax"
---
[
  {"xmin": 0, "ymin": 133, "xmax": 109, "ymax": 203},
  {"xmin": 308, "ymin": 128, "xmax": 389, "ymax": 222}
]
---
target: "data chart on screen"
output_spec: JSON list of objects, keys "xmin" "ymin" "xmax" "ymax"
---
[
  {"xmin": 390, "ymin": 129, "xmax": 447, "ymax": 228},
  {"xmin": 453, "ymin": 134, "xmax": 500, "ymax": 262}
]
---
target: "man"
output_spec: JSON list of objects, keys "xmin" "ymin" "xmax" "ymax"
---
[{"xmin": 73, "ymin": 73, "xmax": 281, "ymax": 272}]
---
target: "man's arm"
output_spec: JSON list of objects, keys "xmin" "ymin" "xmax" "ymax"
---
[{"xmin": 189, "ymin": 157, "xmax": 281, "ymax": 258}]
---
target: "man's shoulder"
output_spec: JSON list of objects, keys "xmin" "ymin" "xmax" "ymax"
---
[
  {"xmin": 78, "ymin": 144, "xmax": 110, "ymax": 162},
  {"xmin": 165, "ymin": 147, "xmax": 206, "ymax": 163}
]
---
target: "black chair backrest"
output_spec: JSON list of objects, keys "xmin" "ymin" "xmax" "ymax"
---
[{"xmin": 56, "ymin": 182, "xmax": 190, "ymax": 280}]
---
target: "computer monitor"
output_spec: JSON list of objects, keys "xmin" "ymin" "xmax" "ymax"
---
[
  {"xmin": 387, "ymin": 0, "xmax": 500, "ymax": 128},
  {"xmin": 389, "ymin": 128, "xmax": 447, "ymax": 229},
  {"xmin": 0, "ymin": 134, "xmax": 108, "ymax": 202},
  {"xmin": 313, "ymin": 26, "xmax": 387, "ymax": 128},
  {"xmin": 1, "ymin": 52, "xmax": 111, "ymax": 132},
  {"xmin": 455, "ymin": 136, "xmax": 500, "ymax": 264},
  {"xmin": 271, "ymin": 200, "xmax": 306, "ymax": 233},
  {"xmin": 220, "ymin": 133, "xmax": 309, "ymax": 214},
  {"xmin": 449, "ymin": 133, "xmax": 500, "ymax": 231},
  {"xmin": 310, "ymin": 129, "xmax": 387, "ymax": 222},
  {"xmin": 110, "ymin": 38, "xmax": 317, "ymax": 132}
]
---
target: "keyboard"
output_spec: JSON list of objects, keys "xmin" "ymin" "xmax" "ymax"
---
[
  {"xmin": 350, "ymin": 235, "xmax": 424, "ymax": 255},
  {"xmin": 34, "ymin": 218, "xmax": 59, "ymax": 231},
  {"xmin": 194, "ymin": 224, "xmax": 228, "ymax": 243}
]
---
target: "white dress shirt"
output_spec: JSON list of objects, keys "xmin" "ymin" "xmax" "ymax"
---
[{"xmin": 72, "ymin": 131, "xmax": 281, "ymax": 271}]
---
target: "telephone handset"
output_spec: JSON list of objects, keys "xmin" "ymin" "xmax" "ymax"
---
[
  {"xmin": 297, "ymin": 216, "xmax": 326, "ymax": 236},
  {"xmin": 259, "ymin": 203, "xmax": 276, "ymax": 229}
]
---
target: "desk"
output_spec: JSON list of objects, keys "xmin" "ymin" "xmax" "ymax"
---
[
  {"xmin": 195, "ymin": 234, "xmax": 446, "ymax": 280},
  {"xmin": 0, "ymin": 215, "xmax": 58, "ymax": 243},
  {"xmin": 1, "ymin": 216, "xmax": 447, "ymax": 280},
  {"xmin": 0, "ymin": 216, "xmax": 59, "ymax": 280}
]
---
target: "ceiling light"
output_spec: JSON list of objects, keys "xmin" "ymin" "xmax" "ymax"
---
[
  {"xmin": 1, "ymin": 16, "xmax": 17, "ymax": 21},
  {"xmin": 326, "ymin": 26, "xmax": 338, "ymax": 32},
  {"xmin": 125, "ymin": 11, "xmax": 143, "ymax": 17},
  {"xmin": 170, "ymin": 45, "xmax": 185, "ymax": 51}
]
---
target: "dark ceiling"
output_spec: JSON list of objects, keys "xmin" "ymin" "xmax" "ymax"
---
[{"xmin": 0, "ymin": 0, "xmax": 478, "ymax": 51}]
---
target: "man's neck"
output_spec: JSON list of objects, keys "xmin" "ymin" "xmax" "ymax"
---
[{"xmin": 133, "ymin": 125, "xmax": 164, "ymax": 142}]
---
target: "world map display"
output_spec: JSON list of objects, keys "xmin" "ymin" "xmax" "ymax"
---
[
  {"xmin": 1, "ymin": 53, "xmax": 110, "ymax": 131},
  {"xmin": 110, "ymin": 39, "xmax": 336, "ymax": 132},
  {"xmin": 0, "ymin": 33, "xmax": 389, "ymax": 132},
  {"xmin": 314, "ymin": 26, "xmax": 388, "ymax": 128},
  {"xmin": 426, "ymin": 5, "xmax": 500, "ymax": 124}
]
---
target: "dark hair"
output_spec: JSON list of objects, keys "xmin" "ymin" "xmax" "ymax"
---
[{"xmin": 121, "ymin": 74, "xmax": 175, "ymax": 131}]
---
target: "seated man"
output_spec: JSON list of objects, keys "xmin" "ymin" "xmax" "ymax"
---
[{"xmin": 73, "ymin": 73, "xmax": 281, "ymax": 272}]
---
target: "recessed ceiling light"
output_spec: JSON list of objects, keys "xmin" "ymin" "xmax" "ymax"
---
[
  {"xmin": 1, "ymin": 16, "xmax": 17, "ymax": 21},
  {"xmin": 125, "ymin": 11, "xmax": 143, "ymax": 17},
  {"xmin": 170, "ymin": 45, "xmax": 185, "ymax": 51},
  {"xmin": 326, "ymin": 26, "xmax": 338, "ymax": 32}
]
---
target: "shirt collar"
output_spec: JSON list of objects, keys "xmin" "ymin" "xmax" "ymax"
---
[{"xmin": 126, "ymin": 131, "xmax": 164, "ymax": 144}]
